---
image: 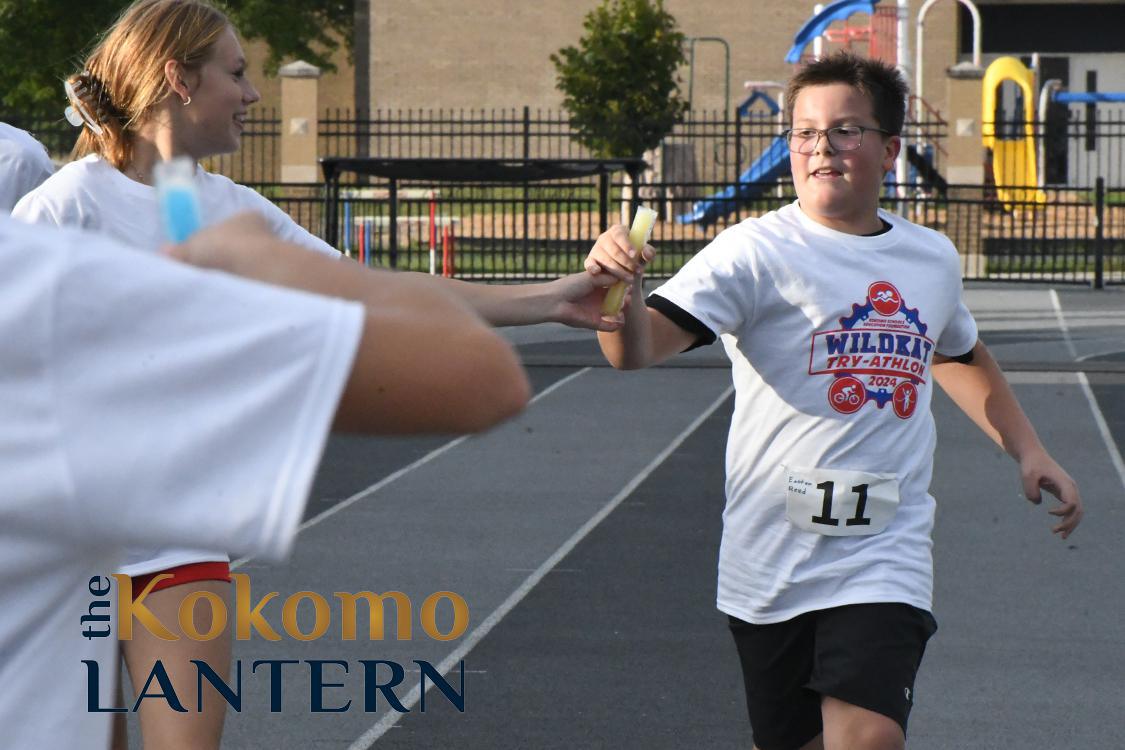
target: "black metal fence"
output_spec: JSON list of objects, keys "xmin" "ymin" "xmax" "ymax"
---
[
  {"xmin": 269, "ymin": 108, "xmax": 1121, "ymax": 286},
  {"xmin": 200, "ymin": 108, "xmax": 280, "ymax": 183},
  {"xmin": 318, "ymin": 107, "xmax": 949, "ymax": 190},
  {"xmin": 991, "ymin": 107, "xmax": 1125, "ymax": 188},
  {"xmin": 0, "ymin": 108, "xmax": 282, "ymax": 183},
  {"xmin": 5, "ymin": 106, "xmax": 1121, "ymax": 286},
  {"xmin": 905, "ymin": 179, "xmax": 1121, "ymax": 287},
  {"xmin": 8, "ymin": 105, "xmax": 1121, "ymax": 189},
  {"xmin": 259, "ymin": 173, "xmax": 1122, "ymax": 287}
]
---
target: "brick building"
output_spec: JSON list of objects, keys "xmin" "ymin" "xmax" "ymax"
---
[
  {"xmin": 235, "ymin": 0, "xmax": 1125, "ymax": 188},
  {"xmin": 245, "ymin": 1, "xmax": 1124, "ymax": 117}
]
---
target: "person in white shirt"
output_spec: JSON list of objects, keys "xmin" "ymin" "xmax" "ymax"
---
[
  {"xmin": 0, "ymin": 122, "xmax": 55, "ymax": 212},
  {"xmin": 585, "ymin": 52, "xmax": 1082, "ymax": 750},
  {"xmin": 0, "ymin": 209, "xmax": 529, "ymax": 750},
  {"xmin": 12, "ymin": 2, "xmax": 621, "ymax": 747}
]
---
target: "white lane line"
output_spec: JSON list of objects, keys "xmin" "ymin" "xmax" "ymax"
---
[
  {"xmin": 1077, "ymin": 343, "xmax": 1125, "ymax": 362},
  {"xmin": 232, "ymin": 367, "xmax": 592, "ymax": 571},
  {"xmin": 1048, "ymin": 289, "xmax": 1079, "ymax": 360},
  {"xmin": 1048, "ymin": 290, "xmax": 1122, "ymax": 488},
  {"xmin": 1077, "ymin": 372, "xmax": 1125, "ymax": 491},
  {"xmin": 345, "ymin": 383, "xmax": 735, "ymax": 750}
]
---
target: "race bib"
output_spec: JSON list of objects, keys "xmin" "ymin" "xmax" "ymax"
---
[{"xmin": 783, "ymin": 466, "xmax": 900, "ymax": 536}]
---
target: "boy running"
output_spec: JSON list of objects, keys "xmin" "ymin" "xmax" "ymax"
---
[{"xmin": 585, "ymin": 52, "xmax": 1082, "ymax": 750}]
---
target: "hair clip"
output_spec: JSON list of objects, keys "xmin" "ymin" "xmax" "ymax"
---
[{"xmin": 63, "ymin": 75, "xmax": 105, "ymax": 136}]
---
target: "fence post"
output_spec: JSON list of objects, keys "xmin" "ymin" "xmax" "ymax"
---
[
  {"xmin": 322, "ymin": 162, "xmax": 339, "ymax": 247},
  {"xmin": 429, "ymin": 191, "xmax": 437, "ymax": 275},
  {"xmin": 734, "ymin": 115, "xmax": 742, "ymax": 182},
  {"xmin": 279, "ymin": 61, "xmax": 321, "ymax": 183},
  {"xmin": 523, "ymin": 105, "xmax": 531, "ymax": 160},
  {"xmin": 627, "ymin": 164, "xmax": 641, "ymax": 221},
  {"xmin": 1094, "ymin": 176, "xmax": 1105, "ymax": 290},
  {"xmin": 389, "ymin": 178, "xmax": 398, "ymax": 269},
  {"xmin": 355, "ymin": 106, "xmax": 370, "ymax": 186},
  {"xmin": 523, "ymin": 105, "xmax": 530, "ymax": 275},
  {"xmin": 598, "ymin": 172, "xmax": 609, "ymax": 233}
]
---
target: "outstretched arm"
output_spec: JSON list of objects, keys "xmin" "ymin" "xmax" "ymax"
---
[
  {"xmin": 933, "ymin": 340, "xmax": 1083, "ymax": 538},
  {"xmin": 432, "ymin": 271, "xmax": 626, "ymax": 331},
  {"xmin": 169, "ymin": 213, "xmax": 530, "ymax": 435}
]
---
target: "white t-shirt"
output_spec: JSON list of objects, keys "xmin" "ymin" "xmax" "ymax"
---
[
  {"xmin": 12, "ymin": 154, "xmax": 340, "ymax": 574},
  {"xmin": 0, "ymin": 215, "xmax": 362, "ymax": 750},
  {"xmin": 0, "ymin": 123, "xmax": 55, "ymax": 213},
  {"xmin": 652, "ymin": 202, "xmax": 978, "ymax": 624},
  {"xmin": 12, "ymin": 154, "xmax": 337, "ymax": 256}
]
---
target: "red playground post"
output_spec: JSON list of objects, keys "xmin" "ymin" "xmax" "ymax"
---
[{"xmin": 442, "ymin": 225, "xmax": 455, "ymax": 277}]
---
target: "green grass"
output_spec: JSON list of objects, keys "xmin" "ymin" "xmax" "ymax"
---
[
  {"xmin": 1087, "ymin": 189, "xmax": 1125, "ymax": 206},
  {"xmin": 986, "ymin": 255, "xmax": 1125, "ymax": 274}
]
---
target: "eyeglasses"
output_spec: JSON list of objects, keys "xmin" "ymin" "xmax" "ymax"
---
[{"xmin": 783, "ymin": 125, "xmax": 893, "ymax": 154}]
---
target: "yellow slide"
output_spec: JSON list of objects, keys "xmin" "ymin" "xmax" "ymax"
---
[{"xmin": 982, "ymin": 57, "xmax": 1047, "ymax": 209}]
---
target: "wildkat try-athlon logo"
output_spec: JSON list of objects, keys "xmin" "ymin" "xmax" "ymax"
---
[
  {"xmin": 80, "ymin": 574, "xmax": 469, "ymax": 714},
  {"xmin": 808, "ymin": 281, "xmax": 934, "ymax": 419}
]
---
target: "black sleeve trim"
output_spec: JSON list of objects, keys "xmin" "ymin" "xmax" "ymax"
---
[{"xmin": 646, "ymin": 293, "xmax": 717, "ymax": 352}]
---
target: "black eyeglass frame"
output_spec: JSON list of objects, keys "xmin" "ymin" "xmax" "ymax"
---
[{"xmin": 782, "ymin": 125, "xmax": 895, "ymax": 154}]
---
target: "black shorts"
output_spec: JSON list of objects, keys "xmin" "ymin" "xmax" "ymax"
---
[{"xmin": 728, "ymin": 603, "xmax": 937, "ymax": 750}]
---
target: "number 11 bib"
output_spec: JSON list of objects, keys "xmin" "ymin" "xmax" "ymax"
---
[{"xmin": 783, "ymin": 466, "xmax": 900, "ymax": 536}]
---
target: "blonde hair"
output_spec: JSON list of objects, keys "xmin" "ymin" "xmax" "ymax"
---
[{"xmin": 68, "ymin": 0, "xmax": 231, "ymax": 169}]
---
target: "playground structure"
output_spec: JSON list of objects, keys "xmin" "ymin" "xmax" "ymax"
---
[
  {"xmin": 981, "ymin": 57, "xmax": 1047, "ymax": 209},
  {"xmin": 678, "ymin": 0, "xmax": 960, "ymax": 226},
  {"xmin": 1037, "ymin": 78, "xmax": 1125, "ymax": 189},
  {"xmin": 785, "ymin": 0, "xmax": 900, "ymax": 66},
  {"xmin": 914, "ymin": 0, "xmax": 980, "ymax": 106},
  {"xmin": 981, "ymin": 55, "xmax": 1125, "ymax": 209},
  {"xmin": 341, "ymin": 188, "xmax": 459, "ymax": 275},
  {"xmin": 677, "ymin": 0, "xmax": 1123, "ymax": 226},
  {"xmin": 321, "ymin": 156, "xmax": 647, "ymax": 275},
  {"xmin": 677, "ymin": 81, "xmax": 791, "ymax": 226}
]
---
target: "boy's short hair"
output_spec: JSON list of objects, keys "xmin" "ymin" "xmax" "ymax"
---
[{"xmin": 785, "ymin": 52, "xmax": 909, "ymax": 135}]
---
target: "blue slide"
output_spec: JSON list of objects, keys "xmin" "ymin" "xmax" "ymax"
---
[
  {"xmin": 785, "ymin": 0, "xmax": 879, "ymax": 64},
  {"xmin": 677, "ymin": 135, "xmax": 791, "ymax": 226}
]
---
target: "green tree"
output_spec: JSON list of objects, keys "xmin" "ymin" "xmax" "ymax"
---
[
  {"xmin": 229, "ymin": 0, "xmax": 353, "ymax": 76},
  {"xmin": 0, "ymin": 0, "xmax": 354, "ymax": 117},
  {"xmin": 550, "ymin": 0, "xmax": 688, "ymax": 158}
]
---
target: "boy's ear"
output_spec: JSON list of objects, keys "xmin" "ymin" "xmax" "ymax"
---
[{"xmin": 883, "ymin": 135, "xmax": 901, "ymax": 173}]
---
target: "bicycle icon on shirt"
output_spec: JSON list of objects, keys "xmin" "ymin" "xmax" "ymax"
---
[{"xmin": 827, "ymin": 376, "xmax": 867, "ymax": 414}]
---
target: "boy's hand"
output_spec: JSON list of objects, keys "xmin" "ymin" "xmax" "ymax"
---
[
  {"xmin": 584, "ymin": 225, "xmax": 656, "ymax": 282},
  {"xmin": 1019, "ymin": 449, "xmax": 1083, "ymax": 539}
]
